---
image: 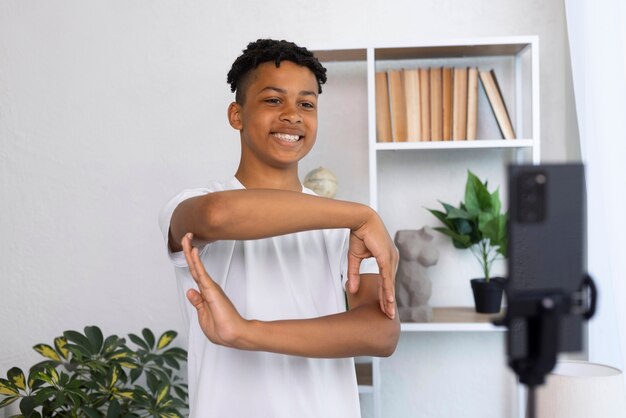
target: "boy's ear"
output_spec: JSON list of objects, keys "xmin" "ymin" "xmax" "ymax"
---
[{"xmin": 228, "ymin": 102, "xmax": 243, "ymax": 130}]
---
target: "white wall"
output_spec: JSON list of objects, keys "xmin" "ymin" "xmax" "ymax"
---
[{"xmin": 0, "ymin": 1, "xmax": 577, "ymax": 417}]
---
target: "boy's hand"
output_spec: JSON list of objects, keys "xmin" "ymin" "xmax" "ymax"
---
[
  {"xmin": 347, "ymin": 212, "xmax": 398, "ymax": 319},
  {"xmin": 182, "ymin": 233, "xmax": 249, "ymax": 348}
]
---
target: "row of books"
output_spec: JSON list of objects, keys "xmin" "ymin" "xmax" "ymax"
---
[{"xmin": 375, "ymin": 67, "xmax": 516, "ymax": 142}]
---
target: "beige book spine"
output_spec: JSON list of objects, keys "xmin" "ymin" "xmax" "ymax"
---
[
  {"xmin": 375, "ymin": 71, "xmax": 392, "ymax": 142},
  {"xmin": 466, "ymin": 67, "xmax": 479, "ymax": 140},
  {"xmin": 452, "ymin": 67, "xmax": 468, "ymax": 140},
  {"xmin": 403, "ymin": 69, "xmax": 422, "ymax": 142},
  {"xmin": 442, "ymin": 67, "xmax": 453, "ymax": 141},
  {"xmin": 430, "ymin": 67, "xmax": 443, "ymax": 141},
  {"xmin": 479, "ymin": 69, "xmax": 516, "ymax": 140},
  {"xmin": 419, "ymin": 68, "xmax": 431, "ymax": 141},
  {"xmin": 388, "ymin": 70, "xmax": 408, "ymax": 142}
]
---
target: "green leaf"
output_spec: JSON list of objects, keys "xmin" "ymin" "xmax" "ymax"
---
[
  {"xmin": 19, "ymin": 396, "xmax": 35, "ymax": 416},
  {"xmin": 33, "ymin": 387, "xmax": 56, "ymax": 403},
  {"xmin": 142, "ymin": 329, "xmax": 156, "ymax": 350},
  {"xmin": 128, "ymin": 334, "xmax": 150, "ymax": 352},
  {"xmin": 80, "ymin": 406, "xmax": 101, "ymax": 418},
  {"xmin": 84, "ymin": 326, "xmax": 104, "ymax": 354},
  {"xmin": 163, "ymin": 356, "xmax": 180, "ymax": 370},
  {"xmin": 433, "ymin": 227, "xmax": 471, "ymax": 248},
  {"xmin": 490, "ymin": 188, "xmax": 502, "ymax": 216},
  {"xmin": 157, "ymin": 331, "xmax": 177, "ymax": 350},
  {"xmin": 446, "ymin": 206, "xmax": 474, "ymax": 220},
  {"xmin": 63, "ymin": 330, "xmax": 94, "ymax": 356},
  {"xmin": 465, "ymin": 171, "xmax": 493, "ymax": 214},
  {"xmin": 32, "ymin": 344, "xmax": 61, "ymax": 362},
  {"xmin": 103, "ymin": 335, "xmax": 124, "ymax": 355},
  {"xmin": 7, "ymin": 368, "xmax": 26, "ymax": 391},
  {"xmin": 107, "ymin": 399, "xmax": 121, "ymax": 418},
  {"xmin": 146, "ymin": 371, "xmax": 159, "ymax": 394}
]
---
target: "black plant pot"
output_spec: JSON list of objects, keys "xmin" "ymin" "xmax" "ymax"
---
[{"xmin": 470, "ymin": 277, "xmax": 505, "ymax": 314}]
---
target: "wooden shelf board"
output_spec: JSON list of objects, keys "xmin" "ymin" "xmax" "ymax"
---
[
  {"xmin": 375, "ymin": 139, "xmax": 534, "ymax": 151},
  {"xmin": 400, "ymin": 307, "xmax": 505, "ymax": 332}
]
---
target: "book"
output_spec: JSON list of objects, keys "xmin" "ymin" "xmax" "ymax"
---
[
  {"xmin": 452, "ymin": 67, "xmax": 468, "ymax": 140},
  {"xmin": 419, "ymin": 67, "xmax": 431, "ymax": 141},
  {"xmin": 430, "ymin": 67, "xmax": 443, "ymax": 141},
  {"xmin": 466, "ymin": 67, "xmax": 479, "ymax": 140},
  {"xmin": 403, "ymin": 69, "xmax": 422, "ymax": 141},
  {"xmin": 479, "ymin": 69, "xmax": 516, "ymax": 139},
  {"xmin": 375, "ymin": 71, "xmax": 392, "ymax": 142},
  {"xmin": 387, "ymin": 70, "xmax": 408, "ymax": 142},
  {"xmin": 442, "ymin": 67, "xmax": 453, "ymax": 141}
]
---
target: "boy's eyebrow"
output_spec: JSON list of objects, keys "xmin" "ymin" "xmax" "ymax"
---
[{"xmin": 259, "ymin": 86, "xmax": 318, "ymax": 97}]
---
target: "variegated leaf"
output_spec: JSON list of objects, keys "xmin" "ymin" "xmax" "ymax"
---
[
  {"xmin": 156, "ymin": 331, "xmax": 177, "ymax": 350},
  {"xmin": 32, "ymin": 344, "xmax": 61, "ymax": 362},
  {"xmin": 31, "ymin": 371, "xmax": 54, "ymax": 386},
  {"xmin": 114, "ymin": 390, "xmax": 135, "ymax": 400},
  {"xmin": 7, "ymin": 368, "xmax": 26, "ymax": 391},
  {"xmin": 109, "ymin": 352, "xmax": 132, "ymax": 360},
  {"xmin": 54, "ymin": 337, "xmax": 69, "ymax": 359},
  {"xmin": 0, "ymin": 379, "xmax": 18, "ymax": 396},
  {"xmin": 0, "ymin": 395, "xmax": 18, "ymax": 408},
  {"xmin": 109, "ymin": 366, "xmax": 119, "ymax": 389},
  {"xmin": 156, "ymin": 384, "xmax": 169, "ymax": 405},
  {"xmin": 48, "ymin": 367, "xmax": 59, "ymax": 384},
  {"xmin": 118, "ymin": 362, "xmax": 138, "ymax": 369}
]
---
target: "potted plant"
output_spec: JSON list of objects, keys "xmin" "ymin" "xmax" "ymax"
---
[
  {"xmin": 426, "ymin": 170, "xmax": 508, "ymax": 313},
  {"xmin": 0, "ymin": 326, "xmax": 188, "ymax": 418}
]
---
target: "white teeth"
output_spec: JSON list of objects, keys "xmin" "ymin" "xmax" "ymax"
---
[{"xmin": 273, "ymin": 133, "xmax": 300, "ymax": 142}]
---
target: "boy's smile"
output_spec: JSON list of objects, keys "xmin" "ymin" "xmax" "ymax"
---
[{"xmin": 229, "ymin": 61, "xmax": 319, "ymax": 184}]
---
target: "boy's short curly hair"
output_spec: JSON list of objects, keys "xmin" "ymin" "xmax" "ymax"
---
[{"xmin": 227, "ymin": 39, "xmax": 327, "ymax": 104}]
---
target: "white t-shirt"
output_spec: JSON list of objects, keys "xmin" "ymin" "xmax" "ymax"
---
[{"xmin": 158, "ymin": 177, "xmax": 377, "ymax": 418}]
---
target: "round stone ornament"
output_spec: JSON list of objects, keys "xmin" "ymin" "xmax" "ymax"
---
[{"xmin": 303, "ymin": 167, "xmax": 338, "ymax": 198}]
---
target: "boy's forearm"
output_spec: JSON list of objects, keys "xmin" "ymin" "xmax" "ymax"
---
[
  {"xmin": 237, "ymin": 302, "xmax": 400, "ymax": 358},
  {"xmin": 173, "ymin": 189, "xmax": 374, "ymax": 244}
]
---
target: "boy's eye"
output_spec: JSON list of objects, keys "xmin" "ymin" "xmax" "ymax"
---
[
  {"xmin": 264, "ymin": 98, "xmax": 281, "ymax": 105},
  {"xmin": 299, "ymin": 102, "xmax": 316, "ymax": 110}
]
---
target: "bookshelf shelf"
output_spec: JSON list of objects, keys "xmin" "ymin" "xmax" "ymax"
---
[
  {"xmin": 314, "ymin": 35, "xmax": 539, "ymax": 418},
  {"xmin": 400, "ymin": 307, "xmax": 505, "ymax": 332},
  {"xmin": 375, "ymin": 139, "xmax": 534, "ymax": 151}
]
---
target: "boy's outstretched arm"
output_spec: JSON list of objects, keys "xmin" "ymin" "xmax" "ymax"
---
[
  {"xmin": 170, "ymin": 189, "xmax": 398, "ymax": 319},
  {"xmin": 183, "ymin": 234, "xmax": 400, "ymax": 358}
]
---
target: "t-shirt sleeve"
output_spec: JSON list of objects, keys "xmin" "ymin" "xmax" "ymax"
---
[{"xmin": 157, "ymin": 188, "xmax": 210, "ymax": 268}]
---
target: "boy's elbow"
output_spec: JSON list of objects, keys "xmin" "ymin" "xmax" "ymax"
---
[{"xmin": 374, "ymin": 317, "xmax": 401, "ymax": 357}]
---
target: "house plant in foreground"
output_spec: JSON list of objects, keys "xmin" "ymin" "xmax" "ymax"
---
[
  {"xmin": 0, "ymin": 326, "xmax": 188, "ymax": 418},
  {"xmin": 426, "ymin": 170, "xmax": 508, "ymax": 313}
]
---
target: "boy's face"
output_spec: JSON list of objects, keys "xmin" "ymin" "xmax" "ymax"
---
[{"xmin": 229, "ymin": 61, "xmax": 318, "ymax": 171}]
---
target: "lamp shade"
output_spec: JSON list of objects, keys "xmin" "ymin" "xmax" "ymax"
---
[{"xmin": 536, "ymin": 361, "xmax": 626, "ymax": 418}]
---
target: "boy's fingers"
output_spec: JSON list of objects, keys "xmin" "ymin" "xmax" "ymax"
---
[
  {"xmin": 346, "ymin": 255, "xmax": 361, "ymax": 294},
  {"xmin": 379, "ymin": 265, "xmax": 396, "ymax": 319},
  {"xmin": 182, "ymin": 233, "xmax": 217, "ymax": 294},
  {"xmin": 186, "ymin": 288, "xmax": 205, "ymax": 309}
]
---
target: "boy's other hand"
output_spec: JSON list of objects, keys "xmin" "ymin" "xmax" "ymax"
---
[
  {"xmin": 182, "ymin": 233, "xmax": 249, "ymax": 348},
  {"xmin": 347, "ymin": 212, "xmax": 398, "ymax": 319}
]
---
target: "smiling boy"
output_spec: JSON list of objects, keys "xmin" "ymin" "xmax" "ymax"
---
[{"xmin": 159, "ymin": 39, "xmax": 400, "ymax": 418}]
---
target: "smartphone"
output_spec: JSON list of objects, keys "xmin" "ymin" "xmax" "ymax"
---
[{"xmin": 507, "ymin": 163, "xmax": 586, "ymax": 358}]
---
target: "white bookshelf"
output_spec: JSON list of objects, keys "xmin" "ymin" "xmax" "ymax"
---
[{"xmin": 314, "ymin": 36, "xmax": 540, "ymax": 418}]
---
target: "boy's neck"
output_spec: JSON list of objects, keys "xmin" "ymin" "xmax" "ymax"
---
[{"xmin": 235, "ymin": 166, "xmax": 303, "ymax": 192}]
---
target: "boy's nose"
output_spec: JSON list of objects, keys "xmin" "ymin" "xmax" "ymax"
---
[{"xmin": 280, "ymin": 105, "xmax": 302, "ymax": 124}]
